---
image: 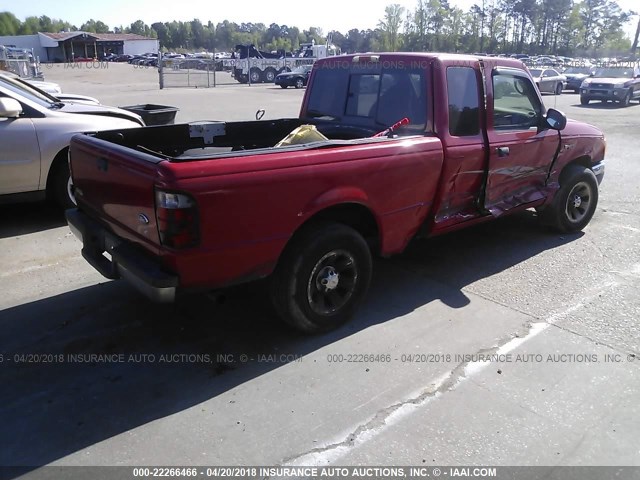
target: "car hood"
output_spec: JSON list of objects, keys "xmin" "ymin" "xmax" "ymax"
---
[
  {"xmin": 56, "ymin": 93, "xmax": 101, "ymax": 105},
  {"xmin": 26, "ymin": 79, "xmax": 62, "ymax": 94},
  {"xmin": 59, "ymin": 102, "xmax": 144, "ymax": 125},
  {"xmin": 563, "ymin": 119, "xmax": 604, "ymax": 138},
  {"xmin": 582, "ymin": 77, "xmax": 632, "ymax": 85},
  {"xmin": 564, "ymin": 73, "xmax": 588, "ymax": 79}
]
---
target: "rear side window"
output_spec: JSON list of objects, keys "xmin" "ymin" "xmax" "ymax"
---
[
  {"xmin": 306, "ymin": 65, "xmax": 427, "ymax": 132},
  {"xmin": 446, "ymin": 67, "xmax": 480, "ymax": 136}
]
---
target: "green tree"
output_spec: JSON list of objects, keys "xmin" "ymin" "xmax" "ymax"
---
[
  {"xmin": 80, "ymin": 19, "xmax": 110, "ymax": 33},
  {"xmin": 0, "ymin": 11, "xmax": 21, "ymax": 35},
  {"xmin": 378, "ymin": 4, "xmax": 405, "ymax": 51}
]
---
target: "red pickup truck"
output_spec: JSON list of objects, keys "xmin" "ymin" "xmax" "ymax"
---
[{"xmin": 66, "ymin": 53, "xmax": 605, "ymax": 333}]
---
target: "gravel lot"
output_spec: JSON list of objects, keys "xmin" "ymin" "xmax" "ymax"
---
[{"xmin": 1, "ymin": 63, "xmax": 639, "ymax": 476}]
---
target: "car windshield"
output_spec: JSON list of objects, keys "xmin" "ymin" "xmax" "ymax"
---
[
  {"xmin": 593, "ymin": 68, "xmax": 634, "ymax": 78},
  {"xmin": 564, "ymin": 67, "xmax": 591, "ymax": 74},
  {"xmin": 529, "ymin": 69, "xmax": 542, "ymax": 76},
  {"xmin": 0, "ymin": 74, "xmax": 59, "ymax": 107},
  {"xmin": 291, "ymin": 65, "xmax": 311, "ymax": 74}
]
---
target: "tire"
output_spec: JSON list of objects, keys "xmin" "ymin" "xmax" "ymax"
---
[
  {"xmin": 270, "ymin": 222, "xmax": 372, "ymax": 333},
  {"xmin": 280, "ymin": 84, "xmax": 288, "ymax": 89},
  {"xmin": 580, "ymin": 96, "xmax": 589, "ymax": 105},
  {"xmin": 555, "ymin": 83, "xmax": 562, "ymax": 95},
  {"xmin": 49, "ymin": 155, "xmax": 76, "ymax": 210},
  {"xmin": 249, "ymin": 68, "xmax": 262, "ymax": 83},
  {"xmin": 540, "ymin": 165, "xmax": 599, "ymax": 233},
  {"xmin": 621, "ymin": 90, "xmax": 632, "ymax": 107},
  {"xmin": 294, "ymin": 78, "xmax": 304, "ymax": 89},
  {"xmin": 264, "ymin": 68, "xmax": 276, "ymax": 83}
]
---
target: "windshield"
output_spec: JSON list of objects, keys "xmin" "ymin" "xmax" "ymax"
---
[
  {"xmin": 292, "ymin": 66, "xmax": 311, "ymax": 74},
  {"xmin": 0, "ymin": 74, "xmax": 59, "ymax": 107},
  {"xmin": 529, "ymin": 69, "xmax": 542, "ymax": 77},
  {"xmin": 564, "ymin": 67, "xmax": 592, "ymax": 74},
  {"xmin": 593, "ymin": 68, "xmax": 634, "ymax": 78}
]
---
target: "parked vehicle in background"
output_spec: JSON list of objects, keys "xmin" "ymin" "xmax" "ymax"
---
[
  {"xmin": 67, "ymin": 53, "xmax": 605, "ymax": 334},
  {"xmin": 529, "ymin": 68, "xmax": 565, "ymax": 95},
  {"xmin": 275, "ymin": 65, "xmax": 313, "ymax": 88},
  {"xmin": 225, "ymin": 41, "xmax": 340, "ymax": 84},
  {"xmin": 579, "ymin": 66, "xmax": 640, "ymax": 106},
  {"xmin": 1, "ymin": 70, "xmax": 100, "ymax": 104},
  {"xmin": 0, "ymin": 45, "xmax": 43, "ymax": 79},
  {"xmin": 0, "ymin": 73, "xmax": 144, "ymax": 209},
  {"xmin": 563, "ymin": 66, "xmax": 596, "ymax": 92},
  {"xmin": 0, "ymin": 70, "xmax": 62, "ymax": 94}
]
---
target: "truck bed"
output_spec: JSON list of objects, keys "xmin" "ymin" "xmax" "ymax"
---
[{"xmin": 89, "ymin": 118, "xmax": 385, "ymax": 161}]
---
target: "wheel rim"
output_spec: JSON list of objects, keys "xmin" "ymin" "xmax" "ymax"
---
[
  {"xmin": 565, "ymin": 181, "xmax": 592, "ymax": 223},
  {"xmin": 307, "ymin": 249, "xmax": 358, "ymax": 316},
  {"xmin": 296, "ymin": 79, "xmax": 303, "ymax": 88},
  {"xmin": 67, "ymin": 177, "xmax": 77, "ymax": 206},
  {"xmin": 266, "ymin": 71, "xmax": 275, "ymax": 81},
  {"xmin": 250, "ymin": 71, "xmax": 260, "ymax": 82}
]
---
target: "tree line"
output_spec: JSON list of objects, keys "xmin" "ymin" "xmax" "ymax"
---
[{"xmin": 1, "ymin": 2, "xmax": 638, "ymax": 57}]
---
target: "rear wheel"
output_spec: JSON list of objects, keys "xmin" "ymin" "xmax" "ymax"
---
[
  {"xmin": 270, "ymin": 222, "xmax": 372, "ymax": 333},
  {"xmin": 48, "ymin": 153, "xmax": 76, "ymax": 210},
  {"xmin": 540, "ymin": 165, "xmax": 598, "ymax": 233},
  {"xmin": 249, "ymin": 68, "xmax": 262, "ymax": 83},
  {"xmin": 264, "ymin": 68, "xmax": 276, "ymax": 83},
  {"xmin": 294, "ymin": 78, "xmax": 304, "ymax": 89}
]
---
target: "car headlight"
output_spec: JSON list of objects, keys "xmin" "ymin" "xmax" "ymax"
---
[
  {"xmin": 613, "ymin": 82, "xmax": 627, "ymax": 89},
  {"xmin": 580, "ymin": 80, "xmax": 588, "ymax": 88}
]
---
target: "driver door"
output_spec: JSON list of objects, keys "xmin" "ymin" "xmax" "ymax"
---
[
  {"xmin": 482, "ymin": 67, "xmax": 559, "ymax": 215},
  {"xmin": 0, "ymin": 95, "xmax": 41, "ymax": 194}
]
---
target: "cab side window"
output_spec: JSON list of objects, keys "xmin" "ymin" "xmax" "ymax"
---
[
  {"xmin": 447, "ymin": 66, "xmax": 480, "ymax": 136},
  {"xmin": 492, "ymin": 72, "xmax": 541, "ymax": 130}
]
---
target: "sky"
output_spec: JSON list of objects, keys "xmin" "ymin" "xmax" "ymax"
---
[{"xmin": 4, "ymin": 0, "xmax": 639, "ymax": 39}]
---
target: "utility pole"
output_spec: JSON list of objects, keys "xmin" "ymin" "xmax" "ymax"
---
[{"xmin": 631, "ymin": 15, "xmax": 640, "ymax": 57}]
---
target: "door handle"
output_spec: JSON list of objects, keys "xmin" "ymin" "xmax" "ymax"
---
[{"xmin": 496, "ymin": 146, "xmax": 510, "ymax": 157}]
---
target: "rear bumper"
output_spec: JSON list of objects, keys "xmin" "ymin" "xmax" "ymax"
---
[{"xmin": 66, "ymin": 208, "xmax": 178, "ymax": 303}]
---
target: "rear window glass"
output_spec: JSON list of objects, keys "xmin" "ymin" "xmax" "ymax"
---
[
  {"xmin": 446, "ymin": 67, "xmax": 480, "ymax": 136},
  {"xmin": 306, "ymin": 65, "xmax": 427, "ymax": 132}
]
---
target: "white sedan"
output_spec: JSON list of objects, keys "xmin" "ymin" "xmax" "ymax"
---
[
  {"xmin": 0, "ymin": 73, "xmax": 144, "ymax": 209},
  {"xmin": 529, "ymin": 68, "xmax": 566, "ymax": 95}
]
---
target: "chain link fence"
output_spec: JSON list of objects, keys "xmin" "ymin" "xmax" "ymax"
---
[{"xmin": 159, "ymin": 57, "xmax": 239, "ymax": 88}]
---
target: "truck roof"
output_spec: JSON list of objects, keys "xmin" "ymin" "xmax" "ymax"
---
[{"xmin": 314, "ymin": 52, "xmax": 526, "ymax": 69}]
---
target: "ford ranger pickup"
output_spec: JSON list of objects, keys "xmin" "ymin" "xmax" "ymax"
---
[{"xmin": 66, "ymin": 53, "xmax": 606, "ymax": 333}]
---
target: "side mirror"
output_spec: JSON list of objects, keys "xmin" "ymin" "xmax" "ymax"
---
[
  {"xmin": 0, "ymin": 97, "xmax": 22, "ymax": 118},
  {"xmin": 545, "ymin": 108, "xmax": 567, "ymax": 131}
]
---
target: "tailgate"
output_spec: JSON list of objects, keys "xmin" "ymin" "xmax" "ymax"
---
[{"xmin": 69, "ymin": 134, "xmax": 164, "ymax": 251}]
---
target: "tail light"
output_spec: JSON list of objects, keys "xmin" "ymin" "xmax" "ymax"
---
[{"xmin": 155, "ymin": 190, "xmax": 199, "ymax": 249}]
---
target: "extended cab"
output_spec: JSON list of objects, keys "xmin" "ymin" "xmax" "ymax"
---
[{"xmin": 66, "ymin": 53, "xmax": 606, "ymax": 333}]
